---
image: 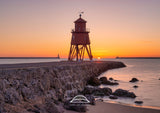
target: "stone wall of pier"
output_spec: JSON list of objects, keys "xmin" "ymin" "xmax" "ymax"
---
[{"xmin": 0, "ymin": 61, "xmax": 125, "ymax": 113}]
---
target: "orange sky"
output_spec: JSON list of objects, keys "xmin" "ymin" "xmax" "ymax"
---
[{"xmin": 0, "ymin": 0, "xmax": 160, "ymax": 58}]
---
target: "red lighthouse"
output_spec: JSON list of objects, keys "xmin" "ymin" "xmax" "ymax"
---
[{"xmin": 68, "ymin": 14, "xmax": 93, "ymax": 61}]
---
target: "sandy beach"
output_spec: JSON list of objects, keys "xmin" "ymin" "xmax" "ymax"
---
[
  {"xmin": 88, "ymin": 101, "xmax": 160, "ymax": 113},
  {"xmin": 65, "ymin": 100, "xmax": 160, "ymax": 113}
]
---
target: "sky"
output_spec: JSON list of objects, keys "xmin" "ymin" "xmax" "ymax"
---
[{"xmin": 0, "ymin": 0, "xmax": 160, "ymax": 58}]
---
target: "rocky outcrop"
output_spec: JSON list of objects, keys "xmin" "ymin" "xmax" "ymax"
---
[
  {"xmin": 87, "ymin": 77, "xmax": 101, "ymax": 86},
  {"xmin": 0, "ymin": 61, "xmax": 125, "ymax": 112},
  {"xmin": 129, "ymin": 78, "xmax": 139, "ymax": 82},
  {"xmin": 109, "ymin": 77, "xmax": 114, "ymax": 81},
  {"xmin": 64, "ymin": 99, "xmax": 87, "ymax": 112},
  {"xmin": 113, "ymin": 89, "xmax": 136, "ymax": 98},
  {"xmin": 99, "ymin": 77, "xmax": 108, "ymax": 83},
  {"xmin": 82, "ymin": 86, "xmax": 112, "ymax": 96},
  {"xmin": 99, "ymin": 77, "xmax": 119, "ymax": 85},
  {"xmin": 87, "ymin": 76, "xmax": 119, "ymax": 86}
]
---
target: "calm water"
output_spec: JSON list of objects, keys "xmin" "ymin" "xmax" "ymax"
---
[
  {"xmin": 0, "ymin": 58, "xmax": 160, "ymax": 109},
  {"xmin": 0, "ymin": 59, "xmax": 61, "ymax": 64},
  {"xmin": 99, "ymin": 59, "xmax": 160, "ymax": 109}
]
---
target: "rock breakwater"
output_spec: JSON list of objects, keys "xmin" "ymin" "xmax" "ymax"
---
[{"xmin": 0, "ymin": 61, "xmax": 125, "ymax": 113}]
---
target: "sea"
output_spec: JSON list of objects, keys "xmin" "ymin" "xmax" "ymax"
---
[
  {"xmin": 99, "ymin": 58, "xmax": 160, "ymax": 109},
  {"xmin": 0, "ymin": 58, "xmax": 160, "ymax": 109}
]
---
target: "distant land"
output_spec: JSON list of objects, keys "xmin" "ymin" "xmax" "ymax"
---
[
  {"xmin": 116, "ymin": 57, "xmax": 160, "ymax": 59},
  {"xmin": 0, "ymin": 57, "xmax": 60, "ymax": 59}
]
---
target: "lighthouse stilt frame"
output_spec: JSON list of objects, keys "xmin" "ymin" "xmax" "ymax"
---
[{"xmin": 68, "ymin": 44, "xmax": 92, "ymax": 61}]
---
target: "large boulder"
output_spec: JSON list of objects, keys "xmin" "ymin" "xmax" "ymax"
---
[
  {"xmin": 129, "ymin": 78, "xmax": 139, "ymax": 82},
  {"xmin": 99, "ymin": 77, "xmax": 108, "ymax": 83},
  {"xmin": 85, "ymin": 95, "xmax": 95, "ymax": 105},
  {"xmin": 82, "ymin": 86, "xmax": 95, "ymax": 95},
  {"xmin": 100, "ymin": 87, "xmax": 112, "ymax": 96},
  {"xmin": 82, "ymin": 86, "xmax": 112, "ymax": 96},
  {"xmin": 64, "ymin": 100, "xmax": 87, "ymax": 112},
  {"xmin": 113, "ymin": 89, "xmax": 136, "ymax": 98},
  {"xmin": 87, "ymin": 77, "xmax": 101, "ymax": 86},
  {"xmin": 99, "ymin": 77, "xmax": 119, "ymax": 85}
]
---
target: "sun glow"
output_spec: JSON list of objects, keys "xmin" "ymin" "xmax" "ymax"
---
[{"xmin": 0, "ymin": 1, "xmax": 160, "ymax": 57}]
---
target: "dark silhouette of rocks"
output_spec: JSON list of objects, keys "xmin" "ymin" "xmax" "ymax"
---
[
  {"xmin": 109, "ymin": 95, "xmax": 118, "ymax": 99},
  {"xmin": 109, "ymin": 77, "xmax": 118, "ymax": 81},
  {"xmin": 82, "ymin": 86, "xmax": 112, "ymax": 96},
  {"xmin": 135, "ymin": 101, "xmax": 143, "ymax": 104},
  {"xmin": 87, "ymin": 77, "xmax": 101, "ymax": 86},
  {"xmin": 106, "ymin": 80, "xmax": 119, "ymax": 85},
  {"xmin": 99, "ymin": 77, "xmax": 108, "ymax": 83},
  {"xmin": 85, "ymin": 95, "xmax": 95, "ymax": 105},
  {"xmin": 109, "ymin": 77, "xmax": 114, "ymax": 81},
  {"xmin": 82, "ymin": 86, "xmax": 95, "ymax": 95},
  {"xmin": 99, "ymin": 77, "xmax": 119, "ymax": 85},
  {"xmin": 129, "ymin": 78, "xmax": 139, "ymax": 82},
  {"xmin": 113, "ymin": 89, "xmax": 136, "ymax": 98},
  {"xmin": 133, "ymin": 85, "xmax": 139, "ymax": 88},
  {"xmin": 64, "ymin": 99, "xmax": 87, "ymax": 112},
  {"xmin": 102, "ymin": 87, "xmax": 112, "ymax": 96},
  {"xmin": 94, "ymin": 87, "xmax": 112, "ymax": 96}
]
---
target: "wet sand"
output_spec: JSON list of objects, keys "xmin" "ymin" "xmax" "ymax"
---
[
  {"xmin": 87, "ymin": 101, "xmax": 160, "ymax": 113},
  {"xmin": 65, "ymin": 100, "xmax": 160, "ymax": 113}
]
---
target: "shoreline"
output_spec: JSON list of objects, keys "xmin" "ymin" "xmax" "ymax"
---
[
  {"xmin": 65, "ymin": 100, "xmax": 160, "ymax": 113},
  {"xmin": 86, "ymin": 100, "xmax": 160, "ymax": 113},
  {"xmin": 103, "ymin": 100, "xmax": 160, "ymax": 110}
]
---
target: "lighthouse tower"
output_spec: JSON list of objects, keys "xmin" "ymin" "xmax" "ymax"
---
[{"xmin": 68, "ymin": 14, "xmax": 93, "ymax": 61}]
